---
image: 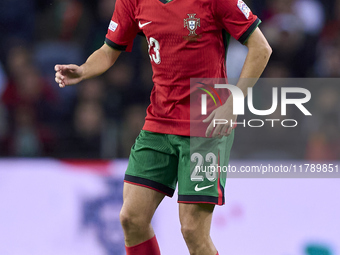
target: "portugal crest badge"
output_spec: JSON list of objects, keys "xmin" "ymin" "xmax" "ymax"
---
[{"xmin": 184, "ymin": 14, "xmax": 200, "ymax": 36}]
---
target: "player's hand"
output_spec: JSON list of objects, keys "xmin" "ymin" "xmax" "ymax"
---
[
  {"xmin": 203, "ymin": 98, "xmax": 237, "ymax": 138},
  {"xmin": 54, "ymin": 64, "xmax": 84, "ymax": 88}
]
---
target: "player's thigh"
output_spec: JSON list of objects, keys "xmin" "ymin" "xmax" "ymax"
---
[
  {"xmin": 125, "ymin": 130, "xmax": 178, "ymax": 197},
  {"xmin": 121, "ymin": 182, "xmax": 165, "ymax": 223}
]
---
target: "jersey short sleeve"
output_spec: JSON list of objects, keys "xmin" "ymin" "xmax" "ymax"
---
[
  {"xmin": 214, "ymin": 0, "xmax": 261, "ymax": 44},
  {"xmin": 105, "ymin": 0, "xmax": 139, "ymax": 52}
]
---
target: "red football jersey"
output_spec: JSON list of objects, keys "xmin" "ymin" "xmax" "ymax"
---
[{"xmin": 105, "ymin": 0, "xmax": 260, "ymax": 136}]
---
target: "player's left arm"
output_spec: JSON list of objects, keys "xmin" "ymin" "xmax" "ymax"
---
[
  {"xmin": 238, "ymin": 27, "xmax": 272, "ymax": 93},
  {"xmin": 204, "ymin": 27, "xmax": 272, "ymax": 137}
]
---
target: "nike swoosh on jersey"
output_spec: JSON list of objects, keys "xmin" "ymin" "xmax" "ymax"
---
[
  {"xmin": 194, "ymin": 184, "xmax": 214, "ymax": 192},
  {"xmin": 139, "ymin": 21, "xmax": 152, "ymax": 28}
]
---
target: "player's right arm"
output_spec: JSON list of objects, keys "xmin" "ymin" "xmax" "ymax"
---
[{"xmin": 54, "ymin": 43, "xmax": 121, "ymax": 88}]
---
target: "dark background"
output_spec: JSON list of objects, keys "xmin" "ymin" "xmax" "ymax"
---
[{"xmin": 0, "ymin": 0, "xmax": 339, "ymax": 159}]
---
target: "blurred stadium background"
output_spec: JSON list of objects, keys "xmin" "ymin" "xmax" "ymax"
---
[{"xmin": 0, "ymin": 0, "xmax": 339, "ymax": 255}]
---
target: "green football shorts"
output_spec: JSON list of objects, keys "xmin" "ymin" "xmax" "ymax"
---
[{"xmin": 124, "ymin": 129, "xmax": 234, "ymax": 205}]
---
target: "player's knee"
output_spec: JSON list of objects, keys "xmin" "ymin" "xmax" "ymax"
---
[
  {"xmin": 181, "ymin": 225, "xmax": 199, "ymax": 243},
  {"xmin": 181, "ymin": 225, "xmax": 211, "ymax": 254},
  {"xmin": 181, "ymin": 222, "xmax": 211, "ymax": 244},
  {"xmin": 119, "ymin": 209, "xmax": 146, "ymax": 232},
  {"xmin": 120, "ymin": 210, "xmax": 135, "ymax": 230}
]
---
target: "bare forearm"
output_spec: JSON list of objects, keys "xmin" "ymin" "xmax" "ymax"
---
[
  {"xmin": 80, "ymin": 44, "xmax": 121, "ymax": 80},
  {"xmin": 236, "ymin": 45, "xmax": 271, "ymax": 95},
  {"xmin": 55, "ymin": 44, "xmax": 121, "ymax": 87},
  {"xmin": 236, "ymin": 28, "xmax": 272, "ymax": 96}
]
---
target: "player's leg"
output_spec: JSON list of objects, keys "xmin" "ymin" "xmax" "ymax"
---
[
  {"xmin": 121, "ymin": 130, "xmax": 178, "ymax": 254},
  {"xmin": 120, "ymin": 182, "xmax": 165, "ymax": 246},
  {"xmin": 179, "ymin": 203, "xmax": 217, "ymax": 255},
  {"xmin": 120, "ymin": 182, "xmax": 164, "ymax": 254},
  {"xmin": 174, "ymin": 131, "xmax": 235, "ymax": 255}
]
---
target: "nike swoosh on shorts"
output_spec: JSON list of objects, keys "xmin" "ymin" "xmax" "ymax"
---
[{"xmin": 194, "ymin": 184, "xmax": 214, "ymax": 192}]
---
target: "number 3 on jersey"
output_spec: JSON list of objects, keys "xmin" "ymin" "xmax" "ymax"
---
[{"xmin": 147, "ymin": 37, "xmax": 161, "ymax": 64}]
